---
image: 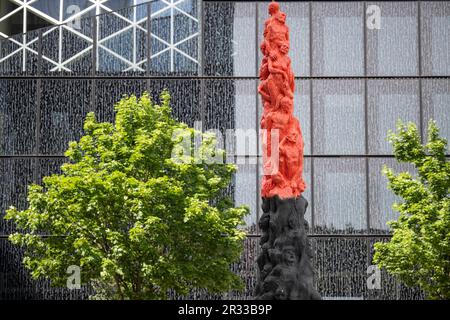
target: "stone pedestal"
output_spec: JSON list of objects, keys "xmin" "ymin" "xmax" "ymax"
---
[{"xmin": 255, "ymin": 196, "xmax": 321, "ymax": 300}]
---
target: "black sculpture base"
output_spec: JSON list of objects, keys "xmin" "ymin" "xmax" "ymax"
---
[{"xmin": 254, "ymin": 196, "xmax": 321, "ymax": 300}]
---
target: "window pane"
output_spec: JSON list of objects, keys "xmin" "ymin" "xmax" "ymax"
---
[
  {"xmin": 302, "ymin": 157, "xmax": 312, "ymax": 225},
  {"xmin": 40, "ymin": 19, "xmax": 93, "ymax": 75},
  {"xmin": 204, "ymin": 2, "xmax": 255, "ymax": 76},
  {"xmin": 148, "ymin": 79, "xmax": 201, "ymax": 128},
  {"xmin": 40, "ymin": 80, "xmax": 91, "ymax": 155},
  {"xmin": 0, "ymin": 80, "xmax": 36, "ymax": 155},
  {"xmin": 97, "ymin": 5, "xmax": 149, "ymax": 75},
  {"xmin": 294, "ymin": 80, "xmax": 311, "ymax": 156},
  {"xmin": 422, "ymin": 79, "xmax": 450, "ymax": 153},
  {"xmin": 0, "ymin": 34, "xmax": 22, "ymax": 76},
  {"xmin": 312, "ymin": 2, "xmax": 364, "ymax": 76},
  {"xmin": 314, "ymin": 158, "xmax": 367, "ymax": 234},
  {"xmin": 205, "ymin": 80, "xmax": 256, "ymax": 159},
  {"xmin": 96, "ymin": 79, "xmax": 201, "ymax": 127},
  {"xmin": 314, "ymin": 238, "xmax": 368, "ymax": 299},
  {"xmin": 367, "ymin": 80, "xmax": 420, "ymax": 155},
  {"xmin": 0, "ymin": 159, "xmax": 34, "ymax": 235},
  {"xmin": 421, "ymin": 2, "xmax": 450, "ymax": 76},
  {"xmin": 233, "ymin": 80, "xmax": 257, "ymax": 158},
  {"xmin": 257, "ymin": 2, "xmax": 310, "ymax": 76},
  {"xmin": 369, "ymin": 158, "xmax": 416, "ymax": 233},
  {"xmin": 366, "ymin": 2, "xmax": 418, "ymax": 76},
  {"xmin": 313, "ymin": 80, "xmax": 365, "ymax": 155},
  {"xmin": 236, "ymin": 162, "xmax": 257, "ymax": 233},
  {"xmin": 95, "ymin": 79, "xmax": 147, "ymax": 123}
]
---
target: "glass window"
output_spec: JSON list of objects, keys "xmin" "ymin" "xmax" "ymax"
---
[
  {"xmin": 233, "ymin": 80, "xmax": 257, "ymax": 158},
  {"xmin": 41, "ymin": 19, "xmax": 93, "ymax": 75},
  {"xmin": 235, "ymin": 162, "xmax": 257, "ymax": 233},
  {"xmin": 40, "ymin": 80, "xmax": 91, "ymax": 155},
  {"xmin": 314, "ymin": 238, "xmax": 368, "ymax": 298},
  {"xmin": 257, "ymin": 2, "xmax": 310, "ymax": 76},
  {"xmin": 421, "ymin": 2, "xmax": 450, "ymax": 76},
  {"xmin": 148, "ymin": 79, "xmax": 201, "ymax": 128},
  {"xmin": 204, "ymin": 80, "xmax": 256, "ymax": 158},
  {"xmin": 97, "ymin": 5, "xmax": 148, "ymax": 75},
  {"xmin": 0, "ymin": 80, "xmax": 36, "ymax": 156},
  {"xmin": 38, "ymin": 158, "xmax": 65, "ymax": 184},
  {"xmin": 314, "ymin": 158, "xmax": 367, "ymax": 234},
  {"xmin": 294, "ymin": 80, "xmax": 311, "ymax": 156},
  {"xmin": 366, "ymin": 2, "xmax": 418, "ymax": 76},
  {"xmin": 368, "ymin": 158, "xmax": 416, "ymax": 233},
  {"xmin": 367, "ymin": 80, "xmax": 420, "ymax": 155},
  {"xmin": 312, "ymin": 2, "xmax": 364, "ymax": 76},
  {"xmin": 95, "ymin": 79, "xmax": 147, "ymax": 123},
  {"xmin": 0, "ymin": 159, "xmax": 34, "ymax": 235},
  {"xmin": 204, "ymin": 2, "xmax": 255, "ymax": 76},
  {"xmin": 422, "ymin": 79, "xmax": 450, "ymax": 153},
  {"xmin": 302, "ymin": 158, "xmax": 312, "ymax": 225},
  {"xmin": 0, "ymin": 33, "xmax": 26, "ymax": 76},
  {"xmin": 313, "ymin": 80, "xmax": 365, "ymax": 155}
]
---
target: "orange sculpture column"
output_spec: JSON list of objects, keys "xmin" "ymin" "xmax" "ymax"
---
[{"xmin": 255, "ymin": 2, "xmax": 321, "ymax": 300}]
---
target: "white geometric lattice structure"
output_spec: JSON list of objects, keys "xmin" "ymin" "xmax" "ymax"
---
[{"xmin": 0, "ymin": 0, "xmax": 199, "ymax": 72}]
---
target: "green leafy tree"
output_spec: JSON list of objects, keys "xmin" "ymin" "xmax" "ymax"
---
[
  {"xmin": 5, "ymin": 91, "xmax": 248, "ymax": 299},
  {"xmin": 373, "ymin": 120, "xmax": 450, "ymax": 299}
]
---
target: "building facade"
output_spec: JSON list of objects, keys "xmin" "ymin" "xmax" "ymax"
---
[{"xmin": 0, "ymin": 0, "xmax": 449, "ymax": 299}]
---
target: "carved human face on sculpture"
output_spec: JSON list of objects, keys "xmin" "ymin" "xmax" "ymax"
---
[
  {"xmin": 279, "ymin": 42, "xmax": 289, "ymax": 55},
  {"xmin": 260, "ymin": 41, "xmax": 267, "ymax": 55},
  {"xmin": 276, "ymin": 12, "xmax": 286, "ymax": 24},
  {"xmin": 282, "ymin": 245, "xmax": 297, "ymax": 265},
  {"xmin": 280, "ymin": 97, "xmax": 292, "ymax": 112},
  {"xmin": 275, "ymin": 287, "xmax": 288, "ymax": 300},
  {"xmin": 272, "ymin": 172, "xmax": 283, "ymax": 186},
  {"xmin": 261, "ymin": 263, "xmax": 273, "ymax": 278},
  {"xmin": 268, "ymin": 2, "xmax": 280, "ymax": 16},
  {"xmin": 287, "ymin": 130, "xmax": 299, "ymax": 143},
  {"xmin": 263, "ymin": 275, "xmax": 279, "ymax": 294}
]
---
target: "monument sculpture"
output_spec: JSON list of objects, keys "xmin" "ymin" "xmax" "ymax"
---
[{"xmin": 255, "ymin": 1, "xmax": 321, "ymax": 300}]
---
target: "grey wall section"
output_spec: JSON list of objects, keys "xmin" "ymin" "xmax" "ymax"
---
[{"xmin": 1, "ymin": 0, "xmax": 449, "ymax": 300}]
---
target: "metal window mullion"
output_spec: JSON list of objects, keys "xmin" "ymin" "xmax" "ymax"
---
[
  {"xmin": 34, "ymin": 30, "xmax": 43, "ymax": 182},
  {"xmin": 418, "ymin": 1, "xmax": 424, "ymax": 143},
  {"xmin": 363, "ymin": 2, "xmax": 370, "ymax": 234},
  {"xmin": 91, "ymin": 16, "xmax": 97, "ymax": 113},
  {"xmin": 255, "ymin": 1, "xmax": 260, "ymax": 238},
  {"xmin": 146, "ymin": 1, "xmax": 152, "ymax": 89},
  {"xmin": 199, "ymin": 0, "xmax": 205, "ymax": 133},
  {"xmin": 198, "ymin": 0, "xmax": 203, "ymax": 77},
  {"xmin": 309, "ymin": 1, "xmax": 315, "ymax": 233}
]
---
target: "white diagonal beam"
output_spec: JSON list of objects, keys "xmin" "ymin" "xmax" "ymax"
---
[{"xmin": 0, "ymin": 5, "xmax": 23, "ymax": 23}]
